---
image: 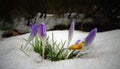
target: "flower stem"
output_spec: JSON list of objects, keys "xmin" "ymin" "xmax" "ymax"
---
[
  {"xmin": 42, "ymin": 41, "xmax": 45, "ymax": 59},
  {"xmin": 42, "ymin": 45, "xmax": 45, "ymax": 59},
  {"xmin": 67, "ymin": 40, "xmax": 70, "ymax": 48}
]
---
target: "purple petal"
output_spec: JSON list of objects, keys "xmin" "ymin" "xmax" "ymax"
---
[
  {"xmin": 28, "ymin": 23, "xmax": 38, "ymax": 41},
  {"xmin": 85, "ymin": 28, "xmax": 97, "ymax": 46},
  {"xmin": 30, "ymin": 25, "xmax": 38, "ymax": 36},
  {"xmin": 38, "ymin": 23, "xmax": 47, "ymax": 39},
  {"xmin": 75, "ymin": 40, "xmax": 81, "ymax": 44},
  {"xmin": 29, "ymin": 22, "xmax": 34, "ymax": 30},
  {"xmin": 68, "ymin": 21, "xmax": 75, "ymax": 40}
]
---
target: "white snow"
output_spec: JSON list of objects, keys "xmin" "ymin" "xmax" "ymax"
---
[{"xmin": 0, "ymin": 29, "xmax": 120, "ymax": 69}]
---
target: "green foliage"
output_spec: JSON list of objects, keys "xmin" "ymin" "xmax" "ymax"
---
[
  {"xmin": 30, "ymin": 34, "xmax": 86, "ymax": 61},
  {"xmin": 20, "ymin": 34, "xmax": 87, "ymax": 61},
  {"xmin": 32, "ymin": 35, "xmax": 68, "ymax": 61}
]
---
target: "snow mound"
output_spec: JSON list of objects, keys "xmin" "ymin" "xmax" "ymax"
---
[{"xmin": 0, "ymin": 29, "xmax": 120, "ymax": 69}]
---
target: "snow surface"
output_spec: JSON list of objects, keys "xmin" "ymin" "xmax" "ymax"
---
[{"xmin": 0, "ymin": 29, "xmax": 120, "ymax": 69}]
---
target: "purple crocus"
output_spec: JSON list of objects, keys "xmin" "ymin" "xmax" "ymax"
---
[
  {"xmin": 85, "ymin": 28, "xmax": 97, "ymax": 46},
  {"xmin": 38, "ymin": 23, "xmax": 47, "ymax": 41},
  {"xmin": 68, "ymin": 21, "xmax": 75, "ymax": 41},
  {"xmin": 28, "ymin": 23, "xmax": 47, "ymax": 41},
  {"xmin": 27, "ymin": 23, "xmax": 47, "ymax": 44},
  {"xmin": 28, "ymin": 23, "xmax": 38, "ymax": 41},
  {"xmin": 67, "ymin": 21, "xmax": 75, "ymax": 47},
  {"xmin": 24, "ymin": 23, "xmax": 38, "ymax": 47},
  {"xmin": 29, "ymin": 23, "xmax": 34, "ymax": 30},
  {"xmin": 38, "ymin": 23, "xmax": 47, "ymax": 59}
]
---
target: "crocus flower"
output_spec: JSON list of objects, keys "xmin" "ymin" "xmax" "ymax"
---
[
  {"xmin": 28, "ymin": 23, "xmax": 47, "ymax": 42},
  {"xmin": 26, "ymin": 23, "xmax": 47, "ymax": 45},
  {"xmin": 84, "ymin": 28, "xmax": 97, "ymax": 46},
  {"xmin": 24, "ymin": 23, "xmax": 38, "ymax": 47},
  {"xmin": 38, "ymin": 23, "xmax": 47, "ymax": 59},
  {"xmin": 38, "ymin": 23, "xmax": 47, "ymax": 41},
  {"xmin": 68, "ymin": 28, "xmax": 97, "ymax": 50},
  {"xmin": 25, "ymin": 23, "xmax": 47, "ymax": 59},
  {"xmin": 29, "ymin": 23, "xmax": 34, "ymax": 30},
  {"xmin": 68, "ymin": 21, "xmax": 75, "ymax": 41},
  {"xmin": 28, "ymin": 23, "xmax": 38, "ymax": 42},
  {"xmin": 67, "ymin": 21, "xmax": 75, "ymax": 47}
]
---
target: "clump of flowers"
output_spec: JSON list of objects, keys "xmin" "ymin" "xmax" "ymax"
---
[{"xmin": 21, "ymin": 22, "xmax": 97, "ymax": 61}]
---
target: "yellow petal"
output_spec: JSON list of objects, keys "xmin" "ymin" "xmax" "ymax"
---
[{"xmin": 69, "ymin": 42, "xmax": 84, "ymax": 50}]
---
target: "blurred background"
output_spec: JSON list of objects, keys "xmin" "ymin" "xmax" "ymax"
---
[{"xmin": 0, "ymin": 0, "xmax": 120, "ymax": 37}]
